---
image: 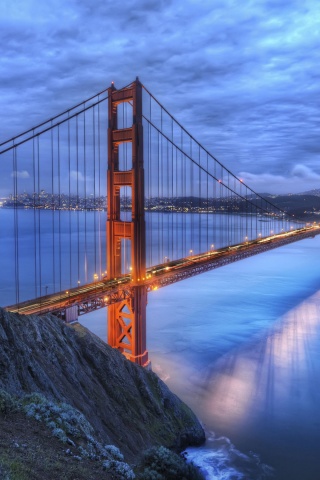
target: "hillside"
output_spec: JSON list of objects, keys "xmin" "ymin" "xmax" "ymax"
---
[
  {"xmin": 265, "ymin": 193, "xmax": 320, "ymax": 219},
  {"xmin": 0, "ymin": 308, "xmax": 205, "ymax": 478}
]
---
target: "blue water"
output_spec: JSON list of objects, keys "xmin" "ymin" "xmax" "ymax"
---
[
  {"xmin": 82, "ymin": 235, "xmax": 320, "ymax": 479},
  {"xmin": 0, "ymin": 208, "xmax": 291, "ymax": 305},
  {"xmin": 2, "ymin": 208, "xmax": 320, "ymax": 478}
]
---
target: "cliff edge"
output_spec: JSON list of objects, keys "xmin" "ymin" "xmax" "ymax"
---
[{"xmin": 0, "ymin": 308, "xmax": 204, "ymax": 463}]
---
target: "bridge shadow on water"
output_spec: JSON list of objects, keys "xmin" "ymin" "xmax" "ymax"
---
[
  {"xmin": 146, "ymin": 239, "xmax": 320, "ymax": 480},
  {"xmin": 154, "ymin": 288, "xmax": 320, "ymax": 480},
  {"xmin": 78, "ymin": 238, "xmax": 320, "ymax": 479}
]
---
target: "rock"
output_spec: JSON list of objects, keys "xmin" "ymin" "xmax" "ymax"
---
[{"xmin": 0, "ymin": 308, "xmax": 205, "ymax": 460}]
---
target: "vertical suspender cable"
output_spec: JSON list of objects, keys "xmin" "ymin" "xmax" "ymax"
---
[
  {"xmin": 58, "ymin": 125, "xmax": 62, "ymax": 292},
  {"xmin": 68, "ymin": 113, "xmax": 72, "ymax": 287},
  {"xmin": 166, "ymin": 133, "xmax": 169, "ymax": 259},
  {"xmin": 190, "ymin": 137, "xmax": 193, "ymax": 253},
  {"xmin": 13, "ymin": 146, "xmax": 19, "ymax": 304},
  {"xmin": 123, "ymin": 102, "xmax": 127, "ymax": 272},
  {"xmin": 176, "ymin": 136, "xmax": 179, "ymax": 258},
  {"xmin": 33, "ymin": 134, "xmax": 38, "ymax": 298},
  {"xmin": 93, "ymin": 106, "xmax": 97, "ymax": 276},
  {"xmin": 206, "ymin": 152, "xmax": 209, "ymax": 253},
  {"xmin": 97, "ymin": 98, "xmax": 102, "ymax": 278},
  {"xmin": 51, "ymin": 126, "xmax": 55, "ymax": 292},
  {"xmin": 157, "ymin": 129, "xmax": 160, "ymax": 264},
  {"xmin": 213, "ymin": 158, "xmax": 216, "ymax": 248},
  {"xmin": 171, "ymin": 117, "xmax": 174, "ymax": 261},
  {"xmin": 76, "ymin": 115, "xmax": 80, "ymax": 284},
  {"xmin": 166, "ymin": 132, "xmax": 169, "ymax": 259},
  {"xmin": 37, "ymin": 136, "xmax": 42, "ymax": 297},
  {"xmin": 148, "ymin": 109, "xmax": 152, "ymax": 267},
  {"xmin": 84, "ymin": 107, "xmax": 87, "ymax": 283},
  {"xmin": 147, "ymin": 95, "xmax": 151, "ymax": 267},
  {"xmin": 223, "ymin": 172, "xmax": 232, "ymax": 245},
  {"xmin": 198, "ymin": 146, "xmax": 201, "ymax": 254},
  {"xmin": 182, "ymin": 130, "xmax": 185, "ymax": 257},
  {"xmin": 146, "ymin": 108, "xmax": 150, "ymax": 267},
  {"xmin": 219, "ymin": 170, "xmax": 222, "ymax": 247},
  {"xmin": 160, "ymin": 114, "xmax": 164, "ymax": 262}
]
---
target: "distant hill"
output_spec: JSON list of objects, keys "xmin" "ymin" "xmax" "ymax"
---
[
  {"xmin": 297, "ymin": 188, "xmax": 320, "ymax": 197},
  {"xmin": 262, "ymin": 194, "xmax": 320, "ymax": 219}
]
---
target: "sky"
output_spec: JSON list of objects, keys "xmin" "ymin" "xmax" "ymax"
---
[{"xmin": 0, "ymin": 0, "xmax": 319, "ymax": 195}]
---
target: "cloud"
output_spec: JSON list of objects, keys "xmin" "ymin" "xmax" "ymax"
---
[
  {"xmin": 11, "ymin": 170, "xmax": 30, "ymax": 179},
  {"xmin": 0, "ymin": 0, "xmax": 319, "ymax": 194},
  {"xmin": 239, "ymin": 164, "xmax": 320, "ymax": 194},
  {"xmin": 291, "ymin": 164, "xmax": 320, "ymax": 181},
  {"xmin": 70, "ymin": 171, "xmax": 85, "ymax": 182}
]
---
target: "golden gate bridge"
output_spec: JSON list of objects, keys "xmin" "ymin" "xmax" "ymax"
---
[{"xmin": 1, "ymin": 78, "xmax": 319, "ymax": 366}]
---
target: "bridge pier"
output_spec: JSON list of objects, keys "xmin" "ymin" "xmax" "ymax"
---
[
  {"xmin": 107, "ymin": 286, "xmax": 148, "ymax": 367},
  {"xmin": 107, "ymin": 78, "xmax": 149, "ymax": 366},
  {"xmin": 65, "ymin": 305, "xmax": 78, "ymax": 323}
]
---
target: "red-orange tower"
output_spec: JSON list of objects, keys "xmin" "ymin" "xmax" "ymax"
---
[{"xmin": 106, "ymin": 79, "xmax": 149, "ymax": 367}]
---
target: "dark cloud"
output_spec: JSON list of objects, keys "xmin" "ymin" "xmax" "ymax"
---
[{"xmin": 0, "ymin": 0, "xmax": 319, "ymax": 194}]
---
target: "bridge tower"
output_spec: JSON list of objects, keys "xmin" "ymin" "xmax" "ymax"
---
[{"xmin": 106, "ymin": 78, "xmax": 148, "ymax": 367}]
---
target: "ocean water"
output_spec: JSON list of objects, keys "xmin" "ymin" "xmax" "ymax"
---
[
  {"xmin": 81, "ymin": 235, "xmax": 320, "ymax": 480},
  {"xmin": 2, "ymin": 208, "xmax": 320, "ymax": 479}
]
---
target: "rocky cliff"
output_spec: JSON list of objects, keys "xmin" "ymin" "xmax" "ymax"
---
[{"xmin": 0, "ymin": 308, "xmax": 204, "ymax": 462}]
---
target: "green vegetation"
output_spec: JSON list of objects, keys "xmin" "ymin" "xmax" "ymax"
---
[
  {"xmin": 0, "ymin": 389, "xmax": 16, "ymax": 414},
  {"xmin": 0, "ymin": 390, "xmax": 204, "ymax": 480},
  {"xmin": 0, "ymin": 390, "xmax": 135, "ymax": 479},
  {"xmin": 0, "ymin": 310, "xmax": 205, "ymax": 479},
  {"xmin": 136, "ymin": 446, "xmax": 205, "ymax": 480}
]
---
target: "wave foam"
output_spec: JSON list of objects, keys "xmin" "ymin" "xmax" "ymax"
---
[{"xmin": 184, "ymin": 432, "xmax": 274, "ymax": 480}]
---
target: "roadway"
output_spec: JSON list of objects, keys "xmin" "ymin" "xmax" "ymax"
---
[{"xmin": 5, "ymin": 224, "xmax": 320, "ymax": 318}]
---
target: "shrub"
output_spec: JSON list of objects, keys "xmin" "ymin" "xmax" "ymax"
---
[
  {"xmin": 21, "ymin": 393, "xmax": 93, "ymax": 440},
  {"xmin": 103, "ymin": 459, "xmax": 135, "ymax": 479},
  {"xmin": 137, "ymin": 446, "xmax": 205, "ymax": 480},
  {"xmin": 103, "ymin": 444, "xmax": 124, "ymax": 461},
  {"xmin": 0, "ymin": 389, "xmax": 16, "ymax": 414},
  {"xmin": 18, "ymin": 392, "xmax": 135, "ymax": 476},
  {"xmin": 52, "ymin": 427, "xmax": 68, "ymax": 442}
]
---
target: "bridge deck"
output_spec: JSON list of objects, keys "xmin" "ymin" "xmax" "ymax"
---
[{"xmin": 5, "ymin": 225, "xmax": 320, "ymax": 319}]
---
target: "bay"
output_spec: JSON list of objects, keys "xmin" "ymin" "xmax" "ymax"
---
[
  {"xmin": 2, "ymin": 208, "xmax": 320, "ymax": 479},
  {"xmin": 82, "ymin": 235, "xmax": 320, "ymax": 479}
]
